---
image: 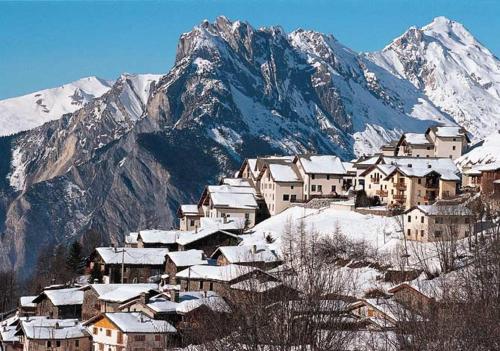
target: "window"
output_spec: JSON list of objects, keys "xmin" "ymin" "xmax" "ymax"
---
[
  {"xmin": 283, "ymin": 194, "xmax": 290, "ymax": 201},
  {"xmin": 311, "ymin": 174, "xmax": 315, "ymax": 179},
  {"xmin": 75, "ymin": 340, "xmax": 79, "ymax": 347},
  {"xmin": 99, "ymin": 344, "xmax": 104, "ymax": 351},
  {"xmin": 421, "ymin": 230, "xmax": 425, "ymax": 237},
  {"xmin": 93, "ymin": 327, "xmax": 98, "ymax": 334},
  {"xmin": 311, "ymin": 185, "xmax": 316, "ymax": 192},
  {"xmin": 209, "ymin": 282, "xmax": 214, "ymax": 290},
  {"xmin": 452, "ymin": 146, "xmax": 456, "ymax": 151},
  {"xmin": 117, "ymin": 332, "xmax": 123, "ymax": 343},
  {"xmin": 134, "ymin": 335, "xmax": 146, "ymax": 342},
  {"xmin": 453, "ymin": 138, "xmax": 456, "ymax": 141},
  {"xmin": 47, "ymin": 341, "xmax": 52, "ymax": 347},
  {"xmin": 317, "ymin": 185, "xmax": 322, "ymax": 192},
  {"xmin": 155, "ymin": 335, "xmax": 161, "ymax": 341},
  {"xmin": 190, "ymin": 219, "xmax": 195, "ymax": 226},
  {"xmin": 407, "ymin": 215, "xmax": 411, "ymax": 223},
  {"xmin": 435, "ymin": 217, "xmax": 442, "ymax": 224},
  {"xmin": 418, "ymin": 179, "xmax": 421, "ymax": 184},
  {"xmin": 331, "ymin": 185, "xmax": 336, "ymax": 193},
  {"xmin": 326, "ymin": 175, "xmax": 330, "ymax": 180},
  {"xmin": 199, "ymin": 281, "xmax": 204, "ymax": 289},
  {"xmin": 421, "ymin": 216, "xmax": 424, "ymax": 223},
  {"xmin": 290, "ymin": 195, "xmax": 297, "ymax": 202},
  {"xmin": 407, "ymin": 229, "xmax": 411, "ymax": 236},
  {"xmin": 465, "ymin": 217, "xmax": 470, "ymax": 224},
  {"xmin": 291, "ymin": 185, "xmax": 294, "ymax": 189},
  {"xmin": 106, "ymin": 329, "xmax": 111, "ymax": 337},
  {"xmin": 434, "ymin": 231, "xmax": 442, "ymax": 238},
  {"xmin": 245, "ymin": 213, "xmax": 250, "ymax": 220},
  {"xmin": 56, "ymin": 341, "xmax": 61, "ymax": 347}
]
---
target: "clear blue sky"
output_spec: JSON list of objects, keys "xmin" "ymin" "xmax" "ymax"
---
[{"xmin": 1, "ymin": 0, "xmax": 499, "ymax": 99}]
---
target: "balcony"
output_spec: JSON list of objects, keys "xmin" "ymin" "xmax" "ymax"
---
[
  {"xmin": 394, "ymin": 183, "xmax": 407, "ymax": 190},
  {"xmin": 376, "ymin": 189, "xmax": 388, "ymax": 197},
  {"xmin": 372, "ymin": 179, "xmax": 380, "ymax": 184},
  {"xmin": 424, "ymin": 182, "xmax": 439, "ymax": 189},
  {"xmin": 393, "ymin": 194, "xmax": 406, "ymax": 201}
]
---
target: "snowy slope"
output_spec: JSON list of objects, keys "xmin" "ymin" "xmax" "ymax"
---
[
  {"xmin": 0, "ymin": 76, "xmax": 113, "ymax": 136},
  {"xmin": 367, "ymin": 16, "xmax": 500, "ymax": 141}
]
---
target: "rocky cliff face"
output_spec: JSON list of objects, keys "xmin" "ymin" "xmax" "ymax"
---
[{"xmin": 0, "ymin": 16, "xmax": 498, "ymax": 276}]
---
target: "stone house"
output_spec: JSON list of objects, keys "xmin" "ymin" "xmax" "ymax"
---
[
  {"xmin": 293, "ymin": 154, "xmax": 350, "ymax": 200},
  {"xmin": 403, "ymin": 203, "xmax": 473, "ymax": 242},
  {"xmin": 85, "ymin": 312, "xmax": 176, "ymax": 351},
  {"xmin": 175, "ymin": 264, "xmax": 277, "ymax": 297},
  {"xmin": 395, "ymin": 133, "xmax": 435, "ymax": 158},
  {"xmin": 211, "ymin": 245, "xmax": 282, "ymax": 271},
  {"xmin": 425, "ymin": 126, "xmax": 470, "ymax": 160},
  {"xmin": 136, "ymin": 229, "xmax": 180, "ymax": 250},
  {"xmin": 176, "ymin": 228, "xmax": 241, "ymax": 257},
  {"xmin": 165, "ymin": 250, "xmax": 209, "ymax": 284},
  {"xmin": 17, "ymin": 296, "xmax": 37, "ymax": 317},
  {"xmin": 359, "ymin": 164, "xmax": 395, "ymax": 203},
  {"xmin": 177, "ymin": 204, "xmax": 202, "ymax": 231},
  {"xmin": 80, "ymin": 284, "xmax": 158, "ymax": 321},
  {"xmin": 90, "ymin": 247, "xmax": 169, "ymax": 284},
  {"xmin": 348, "ymin": 298, "xmax": 414, "ymax": 328},
  {"xmin": 32, "ymin": 288, "xmax": 83, "ymax": 320},
  {"xmin": 17, "ymin": 318, "xmax": 90, "ymax": 351}
]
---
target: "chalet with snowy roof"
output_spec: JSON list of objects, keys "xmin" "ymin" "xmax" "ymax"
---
[
  {"xmin": 403, "ymin": 203, "xmax": 473, "ymax": 242},
  {"xmin": 80, "ymin": 284, "xmax": 158, "ymax": 321},
  {"xmin": 17, "ymin": 318, "xmax": 91, "ymax": 351},
  {"xmin": 294, "ymin": 154, "xmax": 351, "ymax": 200},
  {"xmin": 176, "ymin": 228, "xmax": 241, "ymax": 257},
  {"xmin": 175, "ymin": 264, "xmax": 277, "ymax": 297},
  {"xmin": 91, "ymin": 247, "xmax": 169, "ymax": 283},
  {"xmin": 124, "ymin": 232, "xmax": 139, "ymax": 248},
  {"xmin": 18, "ymin": 296, "xmax": 37, "ymax": 317},
  {"xmin": 426, "ymin": 125, "xmax": 470, "ymax": 160},
  {"xmin": 177, "ymin": 204, "xmax": 202, "ymax": 231},
  {"xmin": 120, "ymin": 291, "xmax": 230, "ymax": 345},
  {"xmin": 165, "ymin": 250, "xmax": 210, "ymax": 284},
  {"xmin": 136, "ymin": 229, "xmax": 180, "ymax": 249},
  {"xmin": 85, "ymin": 312, "xmax": 176, "ymax": 350},
  {"xmin": 476, "ymin": 162, "xmax": 500, "ymax": 196},
  {"xmin": 198, "ymin": 184, "xmax": 259, "ymax": 228},
  {"xmin": 0, "ymin": 315, "xmax": 25, "ymax": 351},
  {"xmin": 348, "ymin": 298, "xmax": 415, "ymax": 328},
  {"xmin": 360, "ymin": 164, "xmax": 396, "ymax": 202},
  {"xmin": 32, "ymin": 288, "xmax": 83, "ymax": 320},
  {"xmin": 395, "ymin": 133, "xmax": 435, "ymax": 158},
  {"xmin": 211, "ymin": 244, "xmax": 282, "ymax": 270}
]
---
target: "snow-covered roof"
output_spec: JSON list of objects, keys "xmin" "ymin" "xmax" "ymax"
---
[
  {"xmin": 137, "ymin": 229, "xmax": 179, "ymax": 244},
  {"xmin": 431, "ymin": 126, "xmax": 466, "ymax": 138},
  {"xmin": 475, "ymin": 161, "xmax": 500, "ymax": 172},
  {"xmin": 296, "ymin": 155, "xmax": 347, "ymax": 175},
  {"xmin": 86, "ymin": 284, "xmax": 158, "ymax": 298},
  {"xmin": 0, "ymin": 324, "xmax": 18, "ymax": 343},
  {"xmin": 19, "ymin": 296, "xmax": 37, "ymax": 308},
  {"xmin": 411, "ymin": 204, "xmax": 472, "ymax": 216},
  {"xmin": 21, "ymin": 319, "xmax": 88, "ymax": 340},
  {"xmin": 210, "ymin": 192, "xmax": 258, "ymax": 209},
  {"xmin": 98, "ymin": 285, "xmax": 159, "ymax": 303},
  {"xmin": 179, "ymin": 204, "xmax": 200, "ymax": 216},
  {"xmin": 199, "ymin": 217, "xmax": 243, "ymax": 231},
  {"xmin": 207, "ymin": 184, "xmax": 256, "ymax": 195},
  {"xmin": 176, "ymin": 228, "xmax": 240, "ymax": 247},
  {"xmin": 176, "ymin": 264, "xmax": 260, "ymax": 282},
  {"xmin": 353, "ymin": 298, "xmax": 409, "ymax": 322},
  {"xmin": 342, "ymin": 161, "xmax": 356, "ymax": 174},
  {"xmin": 166, "ymin": 250, "xmax": 208, "ymax": 267},
  {"xmin": 222, "ymin": 178, "xmax": 252, "ymax": 187},
  {"xmin": 125, "ymin": 232, "xmax": 138, "ymax": 245},
  {"xmin": 104, "ymin": 312, "xmax": 176, "ymax": 333},
  {"xmin": 268, "ymin": 163, "xmax": 302, "ymax": 182},
  {"xmin": 36, "ymin": 288, "xmax": 83, "ymax": 306},
  {"xmin": 230, "ymin": 279, "xmax": 283, "ymax": 293},
  {"xmin": 247, "ymin": 158, "xmax": 259, "ymax": 178},
  {"xmin": 403, "ymin": 133, "xmax": 432, "ymax": 145},
  {"xmin": 212, "ymin": 245, "xmax": 281, "ymax": 264},
  {"xmin": 383, "ymin": 157, "xmax": 460, "ymax": 181},
  {"xmin": 147, "ymin": 291, "xmax": 230, "ymax": 314},
  {"xmin": 96, "ymin": 247, "xmax": 169, "ymax": 265}
]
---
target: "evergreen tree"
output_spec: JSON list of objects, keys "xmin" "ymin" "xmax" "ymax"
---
[{"xmin": 66, "ymin": 240, "xmax": 83, "ymax": 274}]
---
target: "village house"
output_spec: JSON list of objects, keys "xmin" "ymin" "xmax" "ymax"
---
[
  {"xmin": 359, "ymin": 164, "xmax": 395, "ymax": 203},
  {"xmin": 198, "ymin": 184, "xmax": 259, "ymax": 228},
  {"xmin": 32, "ymin": 288, "xmax": 83, "ymax": 320},
  {"xmin": 237, "ymin": 156, "xmax": 295, "ymax": 195},
  {"xmin": 259, "ymin": 160, "xmax": 304, "ymax": 215},
  {"xmin": 17, "ymin": 296, "xmax": 37, "ymax": 317},
  {"xmin": 403, "ymin": 203, "xmax": 473, "ymax": 242},
  {"xmin": 0, "ymin": 315, "xmax": 28, "ymax": 351},
  {"xmin": 476, "ymin": 162, "xmax": 500, "ymax": 195},
  {"xmin": 211, "ymin": 244, "xmax": 282, "ymax": 270},
  {"xmin": 395, "ymin": 133, "xmax": 435, "ymax": 158},
  {"xmin": 352, "ymin": 155, "xmax": 383, "ymax": 190},
  {"xmin": 17, "ymin": 318, "xmax": 91, "ymax": 351},
  {"xmin": 120, "ymin": 291, "xmax": 230, "ymax": 345},
  {"xmin": 175, "ymin": 228, "xmax": 241, "ymax": 257},
  {"xmin": 90, "ymin": 247, "xmax": 169, "ymax": 284},
  {"xmin": 348, "ymin": 298, "xmax": 414, "ymax": 329},
  {"xmin": 80, "ymin": 284, "xmax": 158, "ymax": 321},
  {"xmin": 136, "ymin": 229, "xmax": 180, "ymax": 250},
  {"xmin": 293, "ymin": 154, "xmax": 350, "ymax": 200},
  {"xmin": 124, "ymin": 232, "xmax": 139, "ymax": 248},
  {"xmin": 85, "ymin": 312, "xmax": 176, "ymax": 350},
  {"xmin": 177, "ymin": 205, "xmax": 202, "ymax": 231},
  {"xmin": 175, "ymin": 264, "xmax": 277, "ymax": 297},
  {"xmin": 165, "ymin": 250, "xmax": 210, "ymax": 284},
  {"xmin": 425, "ymin": 126, "xmax": 470, "ymax": 160}
]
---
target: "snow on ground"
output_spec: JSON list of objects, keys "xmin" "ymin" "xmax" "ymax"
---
[{"xmin": 0, "ymin": 76, "xmax": 113, "ymax": 136}]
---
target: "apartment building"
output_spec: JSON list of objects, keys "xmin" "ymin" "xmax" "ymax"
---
[
  {"xmin": 403, "ymin": 203, "xmax": 473, "ymax": 242},
  {"xmin": 293, "ymin": 155, "xmax": 350, "ymax": 200}
]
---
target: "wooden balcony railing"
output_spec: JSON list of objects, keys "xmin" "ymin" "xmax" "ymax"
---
[{"xmin": 376, "ymin": 189, "xmax": 388, "ymax": 197}]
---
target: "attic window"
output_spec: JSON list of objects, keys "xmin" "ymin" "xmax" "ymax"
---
[
  {"xmin": 428, "ymin": 165, "xmax": 432, "ymax": 168},
  {"xmin": 407, "ymin": 164, "xmax": 412, "ymax": 168}
]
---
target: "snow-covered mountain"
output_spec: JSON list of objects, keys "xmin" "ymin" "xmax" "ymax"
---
[
  {"xmin": 0, "ymin": 76, "xmax": 113, "ymax": 136},
  {"xmin": 1, "ymin": 16, "xmax": 499, "ymax": 277},
  {"xmin": 368, "ymin": 16, "xmax": 500, "ymax": 141}
]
